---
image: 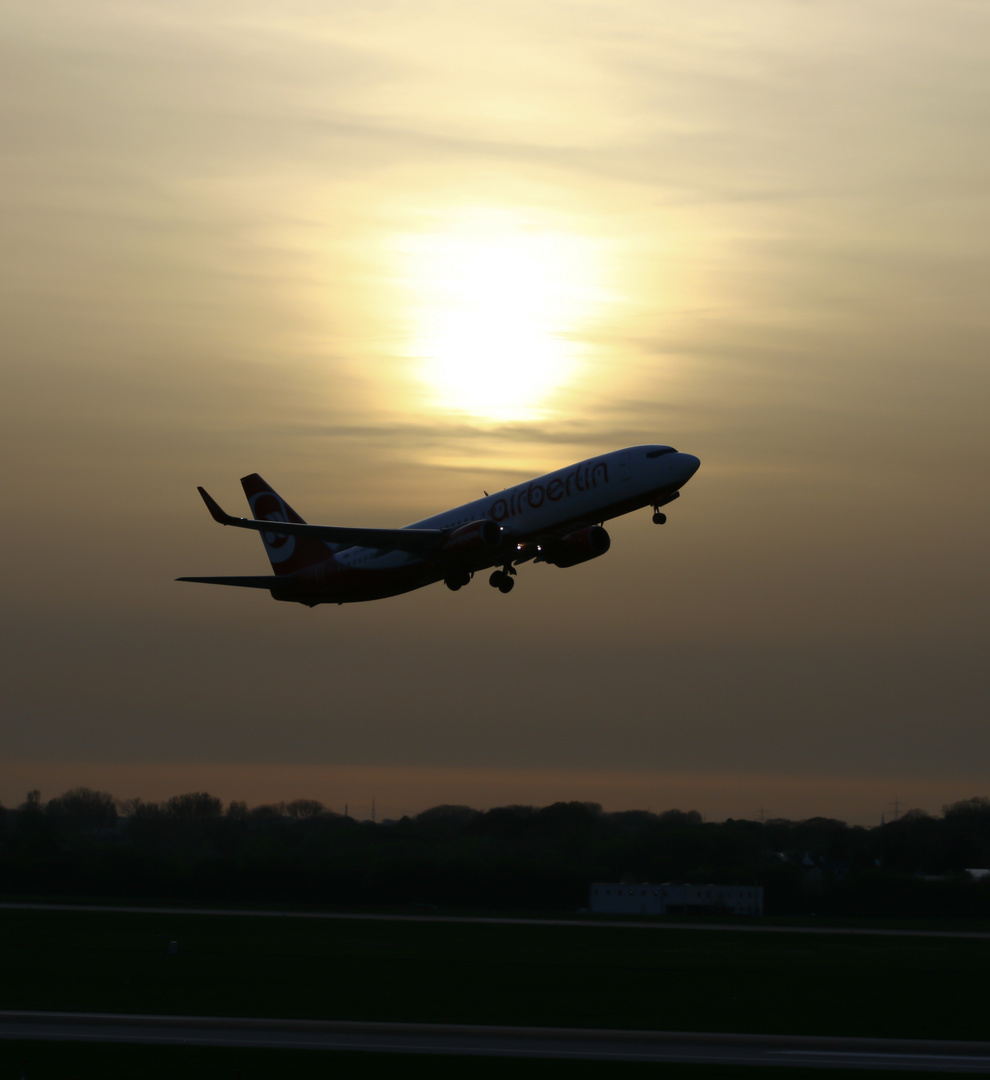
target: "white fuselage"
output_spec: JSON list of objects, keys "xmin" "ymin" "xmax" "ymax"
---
[
  {"xmin": 181, "ymin": 444, "xmax": 700, "ymax": 604},
  {"xmin": 330, "ymin": 445, "xmax": 699, "ymax": 583}
]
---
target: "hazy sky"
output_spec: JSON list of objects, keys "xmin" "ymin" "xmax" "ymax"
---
[{"xmin": 3, "ymin": 0, "xmax": 988, "ymax": 823}]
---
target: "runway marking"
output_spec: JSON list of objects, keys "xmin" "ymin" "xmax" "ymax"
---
[
  {"xmin": 3, "ymin": 902, "xmax": 989, "ymax": 939},
  {"xmin": 781, "ymin": 1051, "xmax": 990, "ymax": 1062},
  {"xmin": 4, "ymin": 1014, "xmax": 990, "ymax": 1071}
]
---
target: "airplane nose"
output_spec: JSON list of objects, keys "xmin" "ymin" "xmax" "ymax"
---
[{"xmin": 678, "ymin": 453, "xmax": 701, "ymax": 478}]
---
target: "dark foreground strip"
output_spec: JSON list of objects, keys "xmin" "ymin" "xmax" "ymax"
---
[
  {"xmin": 2, "ymin": 1013, "xmax": 990, "ymax": 1072},
  {"xmin": 2, "ymin": 902, "xmax": 989, "ymax": 940}
]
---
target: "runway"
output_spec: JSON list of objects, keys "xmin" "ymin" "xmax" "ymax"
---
[
  {"xmin": 3, "ymin": 1012, "xmax": 990, "ymax": 1071},
  {"xmin": 3, "ymin": 901, "xmax": 989, "ymax": 939}
]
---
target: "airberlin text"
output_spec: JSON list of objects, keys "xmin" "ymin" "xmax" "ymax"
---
[{"xmin": 490, "ymin": 460, "xmax": 609, "ymax": 523}]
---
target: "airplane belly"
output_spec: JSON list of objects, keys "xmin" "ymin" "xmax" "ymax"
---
[{"xmin": 327, "ymin": 556, "xmax": 437, "ymax": 603}]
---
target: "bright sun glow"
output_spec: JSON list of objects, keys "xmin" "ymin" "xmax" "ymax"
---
[{"xmin": 395, "ymin": 211, "xmax": 603, "ymax": 421}]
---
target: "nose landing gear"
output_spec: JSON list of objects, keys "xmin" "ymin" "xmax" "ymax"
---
[
  {"xmin": 489, "ymin": 565, "xmax": 516, "ymax": 594},
  {"xmin": 651, "ymin": 491, "xmax": 678, "ymax": 523}
]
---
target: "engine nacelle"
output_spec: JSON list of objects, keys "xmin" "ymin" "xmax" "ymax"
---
[
  {"xmin": 541, "ymin": 525, "xmax": 611, "ymax": 568},
  {"xmin": 440, "ymin": 518, "xmax": 502, "ymax": 562}
]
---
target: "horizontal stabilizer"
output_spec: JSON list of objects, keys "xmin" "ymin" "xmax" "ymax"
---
[
  {"xmin": 195, "ymin": 487, "xmax": 444, "ymax": 552},
  {"xmin": 176, "ymin": 575, "xmax": 286, "ymax": 589}
]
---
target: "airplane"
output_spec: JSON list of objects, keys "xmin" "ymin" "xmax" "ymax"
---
[{"xmin": 177, "ymin": 444, "xmax": 700, "ymax": 606}]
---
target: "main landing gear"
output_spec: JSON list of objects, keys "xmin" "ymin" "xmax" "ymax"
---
[
  {"xmin": 489, "ymin": 566, "xmax": 516, "ymax": 594},
  {"xmin": 652, "ymin": 506, "xmax": 667, "ymax": 525},
  {"xmin": 445, "ymin": 566, "xmax": 518, "ymax": 594}
]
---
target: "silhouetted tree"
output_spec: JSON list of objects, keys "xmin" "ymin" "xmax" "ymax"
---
[
  {"xmin": 416, "ymin": 805, "xmax": 480, "ymax": 834},
  {"xmin": 46, "ymin": 788, "xmax": 117, "ymax": 833},
  {"xmin": 165, "ymin": 792, "xmax": 223, "ymax": 819}
]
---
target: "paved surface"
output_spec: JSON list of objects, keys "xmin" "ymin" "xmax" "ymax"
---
[
  {"xmin": 3, "ymin": 1012, "xmax": 990, "ymax": 1071},
  {"xmin": 3, "ymin": 901, "xmax": 989, "ymax": 939}
]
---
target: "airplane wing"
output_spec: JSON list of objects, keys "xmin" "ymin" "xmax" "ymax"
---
[
  {"xmin": 195, "ymin": 487, "xmax": 445, "ymax": 553},
  {"xmin": 176, "ymin": 575, "xmax": 285, "ymax": 589}
]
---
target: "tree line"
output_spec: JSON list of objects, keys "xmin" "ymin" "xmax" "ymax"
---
[{"xmin": 2, "ymin": 789, "xmax": 990, "ymax": 917}]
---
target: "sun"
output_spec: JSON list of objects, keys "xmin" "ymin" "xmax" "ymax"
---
[{"xmin": 395, "ymin": 210, "xmax": 602, "ymax": 422}]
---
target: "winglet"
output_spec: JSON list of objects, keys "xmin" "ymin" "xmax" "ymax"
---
[{"xmin": 197, "ymin": 486, "xmax": 235, "ymax": 526}]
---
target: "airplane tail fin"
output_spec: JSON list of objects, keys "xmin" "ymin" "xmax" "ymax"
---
[{"xmin": 240, "ymin": 473, "xmax": 336, "ymax": 576}]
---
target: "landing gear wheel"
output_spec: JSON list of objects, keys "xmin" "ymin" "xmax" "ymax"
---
[
  {"xmin": 652, "ymin": 510, "xmax": 667, "ymax": 525},
  {"xmin": 445, "ymin": 570, "xmax": 471, "ymax": 591},
  {"xmin": 490, "ymin": 565, "xmax": 517, "ymax": 590}
]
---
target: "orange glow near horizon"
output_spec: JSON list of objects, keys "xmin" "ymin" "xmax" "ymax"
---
[{"xmin": 2, "ymin": 759, "xmax": 982, "ymax": 828}]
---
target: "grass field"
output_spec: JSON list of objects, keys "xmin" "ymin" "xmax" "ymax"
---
[{"xmin": 2, "ymin": 907, "xmax": 987, "ymax": 1041}]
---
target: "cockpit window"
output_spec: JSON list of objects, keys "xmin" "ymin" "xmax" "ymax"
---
[{"xmin": 646, "ymin": 447, "xmax": 677, "ymax": 458}]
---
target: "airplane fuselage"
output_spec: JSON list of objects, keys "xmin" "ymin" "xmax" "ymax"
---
[
  {"xmin": 288, "ymin": 446, "xmax": 697, "ymax": 604},
  {"xmin": 179, "ymin": 445, "xmax": 700, "ymax": 605}
]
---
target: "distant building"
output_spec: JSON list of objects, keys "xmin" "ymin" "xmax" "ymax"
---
[{"xmin": 590, "ymin": 882, "xmax": 763, "ymax": 916}]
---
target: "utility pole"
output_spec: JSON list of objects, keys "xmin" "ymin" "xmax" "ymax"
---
[{"xmin": 372, "ymin": 797, "xmax": 376, "ymax": 823}]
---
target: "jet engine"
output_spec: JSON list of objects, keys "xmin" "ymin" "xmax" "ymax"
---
[
  {"xmin": 540, "ymin": 525, "xmax": 611, "ymax": 568},
  {"xmin": 440, "ymin": 519, "xmax": 502, "ymax": 561}
]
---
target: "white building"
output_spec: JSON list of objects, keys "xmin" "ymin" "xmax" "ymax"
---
[{"xmin": 590, "ymin": 882, "xmax": 763, "ymax": 916}]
